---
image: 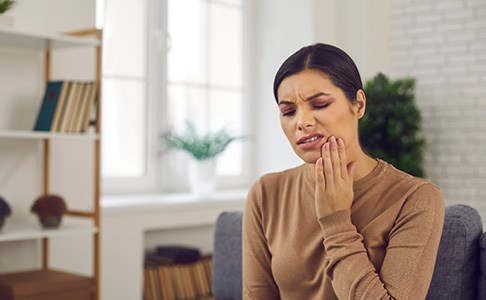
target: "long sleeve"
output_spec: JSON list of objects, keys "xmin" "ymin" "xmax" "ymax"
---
[
  {"xmin": 319, "ymin": 183, "xmax": 445, "ymax": 299},
  {"xmin": 242, "ymin": 180, "xmax": 280, "ymax": 299}
]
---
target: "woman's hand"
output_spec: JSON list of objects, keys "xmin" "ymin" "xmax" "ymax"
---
[{"xmin": 314, "ymin": 136, "xmax": 358, "ymax": 219}]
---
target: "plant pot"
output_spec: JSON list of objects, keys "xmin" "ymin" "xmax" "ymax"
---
[
  {"xmin": 37, "ymin": 213, "xmax": 63, "ymax": 229},
  {"xmin": 188, "ymin": 159, "xmax": 216, "ymax": 198}
]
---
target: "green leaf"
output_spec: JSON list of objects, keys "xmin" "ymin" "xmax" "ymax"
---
[
  {"xmin": 161, "ymin": 121, "xmax": 242, "ymax": 161},
  {"xmin": 360, "ymin": 73, "xmax": 425, "ymax": 177}
]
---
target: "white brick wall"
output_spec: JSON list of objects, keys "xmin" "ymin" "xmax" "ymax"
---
[{"xmin": 389, "ymin": 0, "xmax": 486, "ymax": 213}]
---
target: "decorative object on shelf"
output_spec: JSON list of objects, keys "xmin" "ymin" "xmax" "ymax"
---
[
  {"xmin": 0, "ymin": 196, "xmax": 12, "ymax": 231},
  {"xmin": 360, "ymin": 73, "xmax": 426, "ymax": 177},
  {"xmin": 31, "ymin": 194, "xmax": 67, "ymax": 228},
  {"xmin": 0, "ymin": 0, "xmax": 15, "ymax": 27},
  {"xmin": 162, "ymin": 121, "xmax": 240, "ymax": 198}
]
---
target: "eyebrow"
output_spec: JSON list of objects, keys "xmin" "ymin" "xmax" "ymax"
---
[{"xmin": 278, "ymin": 92, "xmax": 331, "ymax": 106}]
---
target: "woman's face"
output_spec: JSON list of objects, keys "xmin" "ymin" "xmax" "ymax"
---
[{"xmin": 277, "ymin": 68, "xmax": 365, "ymax": 164}]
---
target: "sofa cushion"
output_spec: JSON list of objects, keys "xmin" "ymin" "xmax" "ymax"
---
[
  {"xmin": 426, "ymin": 205, "xmax": 482, "ymax": 300},
  {"xmin": 212, "ymin": 211, "xmax": 243, "ymax": 300}
]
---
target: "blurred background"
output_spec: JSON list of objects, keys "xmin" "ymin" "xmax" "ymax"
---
[{"xmin": 1, "ymin": 0, "xmax": 485, "ymax": 299}]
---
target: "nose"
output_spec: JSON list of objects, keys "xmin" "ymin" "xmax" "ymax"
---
[{"xmin": 296, "ymin": 109, "xmax": 315, "ymax": 131}]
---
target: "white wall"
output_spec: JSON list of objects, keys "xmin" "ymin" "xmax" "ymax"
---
[
  {"xmin": 313, "ymin": 0, "xmax": 390, "ymax": 82},
  {"xmin": 388, "ymin": 0, "xmax": 486, "ymax": 215},
  {"xmin": 252, "ymin": 0, "xmax": 315, "ymax": 178}
]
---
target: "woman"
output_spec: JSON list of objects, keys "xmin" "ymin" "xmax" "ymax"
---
[{"xmin": 243, "ymin": 43, "xmax": 445, "ymax": 299}]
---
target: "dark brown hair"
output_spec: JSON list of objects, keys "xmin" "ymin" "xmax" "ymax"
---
[{"xmin": 273, "ymin": 43, "xmax": 363, "ymax": 104}]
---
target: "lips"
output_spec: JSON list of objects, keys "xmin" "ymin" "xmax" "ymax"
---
[
  {"xmin": 297, "ymin": 134, "xmax": 324, "ymax": 145},
  {"xmin": 297, "ymin": 134, "xmax": 324, "ymax": 150}
]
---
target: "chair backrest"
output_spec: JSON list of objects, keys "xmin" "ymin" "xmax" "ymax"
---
[
  {"xmin": 212, "ymin": 205, "xmax": 484, "ymax": 300},
  {"xmin": 212, "ymin": 211, "xmax": 243, "ymax": 300},
  {"xmin": 426, "ymin": 204, "xmax": 483, "ymax": 300}
]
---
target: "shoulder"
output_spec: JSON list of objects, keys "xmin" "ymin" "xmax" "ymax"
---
[
  {"xmin": 257, "ymin": 164, "xmax": 306, "ymax": 189},
  {"xmin": 246, "ymin": 164, "xmax": 306, "ymax": 205},
  {"xmin": 383, "ymin": 164, "xmax": 445, "ymax": 216},
  {"xmin": 382, "ymin": 161, "xmax": 441, "ymax": 198},
  {"xmin": 370, "ymin": 160, "xmax": 444, "ymax": 214}
]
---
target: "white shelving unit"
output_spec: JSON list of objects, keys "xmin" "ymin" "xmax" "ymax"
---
[
  {"xmin": 0, "ymin": 26, "xmax": 99, "ymax": 50},
  {"xmin": 0, "ymin": 130, "xmax": 100, "ymax": 140},
  {"xmin": 0, "ymin": 26, "xmax": 102, "ymax": 299},
  {"xmin": 0, "ymin": 222, "xmax": 97, "ymax": 243}
]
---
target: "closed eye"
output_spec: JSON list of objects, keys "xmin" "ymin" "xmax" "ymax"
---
[
  {"xmin": 314, "ymin": 103, "xmax": 331, "ymax": 110},
  {"xmin": 282, "ymin": 110, "xmax": 295, "ymax": 117}
]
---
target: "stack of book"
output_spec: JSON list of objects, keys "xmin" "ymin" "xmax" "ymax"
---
[
  {"xmin": 144, "ymin": 247, "xmax": 214, "ymax": 300},
  {"xmin": 33, "ymin": 80, "xmax": 98, "ymax": 133}
]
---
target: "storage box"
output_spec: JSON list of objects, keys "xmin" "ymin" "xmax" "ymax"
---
[{"xmin": 0, "ymin": 269, "xmax": 93, "ymax": 300}]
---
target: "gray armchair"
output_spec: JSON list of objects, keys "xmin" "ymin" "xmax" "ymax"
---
[{"xmin": 212, "ymin": 205, "xmax": 486, "ymax": 300}]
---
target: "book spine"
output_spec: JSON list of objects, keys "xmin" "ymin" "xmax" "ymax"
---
[{"xmin": 34, "ymin": 81, "xmax": 64, "ymax": 131}]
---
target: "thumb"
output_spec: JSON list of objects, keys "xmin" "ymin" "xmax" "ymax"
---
[{"xmin": 347, "ymin": 161, "xmax": 358, "ymax": 179}]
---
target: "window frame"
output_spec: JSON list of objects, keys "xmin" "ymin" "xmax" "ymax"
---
[{"xmin": 102, "ymin": 0, "xmax": 254, "ymax": 195}]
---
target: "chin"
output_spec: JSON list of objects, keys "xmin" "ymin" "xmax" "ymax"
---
[{"xmin": 295, "ymin": 150, "xmax": 320, "ymax": 164}]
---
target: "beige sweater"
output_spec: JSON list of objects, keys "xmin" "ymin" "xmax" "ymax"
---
[{"xmin": 243, "ymin": 159, "xmax": 445, "ymax": 300}]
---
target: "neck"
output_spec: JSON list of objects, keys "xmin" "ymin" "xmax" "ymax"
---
[{"xmin": 351, "ymin": 149, "xmax": 378, "ymax": 182}]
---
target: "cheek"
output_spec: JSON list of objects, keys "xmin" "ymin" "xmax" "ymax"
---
[{"xmin": 280, "ymin": 118, "xmax": 297, "ymax": 142}]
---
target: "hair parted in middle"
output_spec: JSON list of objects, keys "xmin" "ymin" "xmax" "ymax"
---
[{"xmin": 273, "ymin": 43, "xmax": 363, "ymax": 105}]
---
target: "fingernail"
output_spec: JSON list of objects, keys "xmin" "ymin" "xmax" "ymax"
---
[
  {"xmin": 330, "ymin": 136, "xmax": 336, "ymax": 144},
  {"xmin": 338, "ymin": 138, "xmax": 344, "ymax": 147},
  {"xmin": 324, "ymin": 143, "xmax": 330, "ymax": 151}
]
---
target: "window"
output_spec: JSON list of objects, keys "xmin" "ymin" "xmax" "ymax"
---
[{"xmin": 99, "ymin": 0, "xmax": 250, "ymax": 194}]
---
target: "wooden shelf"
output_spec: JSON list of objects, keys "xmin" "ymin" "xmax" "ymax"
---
[
  {"xmin": 0, "ymin": 130, "xmax": 99, "ymax": 140},
  {"xmin": 0, "ymin": 26, "xmax": 102, "ymax": 299},
  {"xmin": 0, "ymin": 26, "xmax": 99, "ymax": 50},
  {"xmin": 0, "ymin": 223, "xmax": 97, "ymax": 243}
]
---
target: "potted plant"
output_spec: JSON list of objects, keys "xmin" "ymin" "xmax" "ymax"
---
[
  {"xmin": 162, "ymin": 121, "xmax": 240, "ymax": 197},
  {"xmin": 0, "ymin": 0, "xmax": 15, "ymax": 27},
  {"xmin": 360, "ymin": 73, "xmax": 426, "ymax": 177},
  {"xmin": 0, "ymin": 0, "xmax": 14, "ymax": 13},
  {"xmin": 31, "ymin": 194, "xmax": 67, "ymax": 228},
  {"xmin": 0, "ymin": 196, "xmax": 12, "ymax": 231}
]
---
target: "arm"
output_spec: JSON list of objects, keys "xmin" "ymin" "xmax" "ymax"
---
[
  {"xmin": 320, "ymin": 183, "xmax": 444, "ymax": 299},
  {"xmin": 315, "ymin": 137, "xmax": 444, "ymax": 298},
  {"xmin": 242, "ymin": 180, "xmax": 280, "ymax": 299}
]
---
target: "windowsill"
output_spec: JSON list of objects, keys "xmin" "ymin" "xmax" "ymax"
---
[{"xmin": 101, "ymin": 189, "xmax": 248, "ymax": 216}]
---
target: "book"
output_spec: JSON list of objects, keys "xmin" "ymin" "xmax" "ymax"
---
[
  {"xmin": 68, "ymin": 82, "xmax": 88, "ymax": 132},
  {"xmin": 144, "ymin": 253, "xmax": 213, "ymax": 300},
  {"xmin": 81, "ymin": 82, "xmax": 98, "ymax": 132},
  {"xmin": 66, "ymin": 82, "xmax": 85, "ymax": 132},
  {"xmin": 33, "ymin": 81, "xmax": 65, "ymax": 131},
  {"xmin": 74, "ymin": 83, "xmax": 93, "ymax": 132},
  {"xmin": 50, "ymin": 81, "xmax": 70, "ymax": 132},
  {"xmin": 156, "ymin": 246, "xmax": 201, "ymax": 264},
  {"xmin": 59, "ymin": 82, "xmax": 81, "ymax": 132}
]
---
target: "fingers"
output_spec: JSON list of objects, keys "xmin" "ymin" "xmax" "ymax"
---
[
  {"xmin": 315, "ymin": 157, "xmax": 325, "ymax": 188},
  {"xmin": 329, "ymin": 136, "xmax": 341, "ymax": 182},
  {"xmin": 319, "ymin": 136, "xmax": 351, "ymax": 184},
  {"xmin": 322, "ymin": 142, "xmax": 333, "ymax": 187},
  {"xmin": 337, "ymin": 138, "xmax": 347, "ymax": 180}
]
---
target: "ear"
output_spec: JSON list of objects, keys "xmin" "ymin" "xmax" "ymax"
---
[{"xmin": 354, "ymin": 89, "xmax": 366, "ymax": 120}]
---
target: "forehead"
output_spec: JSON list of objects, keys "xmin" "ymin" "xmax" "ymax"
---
[{"xmin": 277, "ymin": 69, "xmax": 338, "ymax": 100}]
